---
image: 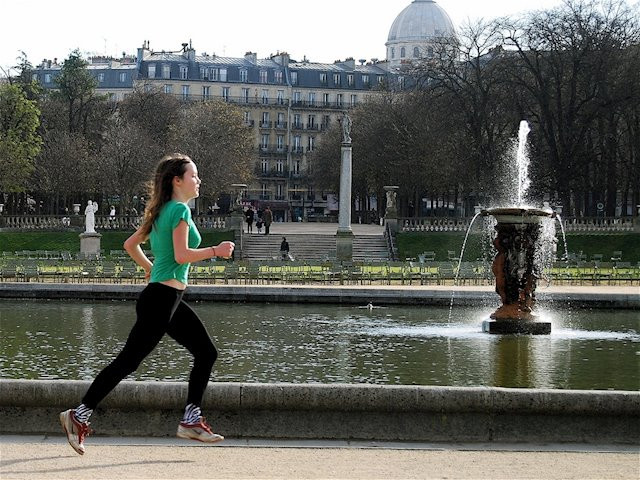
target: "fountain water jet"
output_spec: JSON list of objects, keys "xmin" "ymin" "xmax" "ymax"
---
[{"xmin": 480, "ymin": 121, "xmax": 555, "ymax": 334}]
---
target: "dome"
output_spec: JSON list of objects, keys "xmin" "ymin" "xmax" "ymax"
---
[{"xmin": 387, "ymin": 0, "xmax": 455, "ymax": 44}]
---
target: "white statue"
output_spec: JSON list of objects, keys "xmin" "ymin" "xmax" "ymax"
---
[{"xmin": 84, "ymin": 200, "xmax": 98, "ymax": 233}]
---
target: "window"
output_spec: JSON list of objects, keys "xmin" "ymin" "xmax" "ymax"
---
[
  {"xmin": 276, "ymin": 135, "xmax": 285, "ymax": 151},
  {"xmin": 293, "ymin": 114, "xmax": 301, "ymax": 128},
  {"xmin": 276, "ymin": 183, "xmax": 283, "ymax": 199},
  {"xmin": 293, "ymin": 91, "xmax": 301, "ymax": 104},
  {"xmin": 333, "ymin": 73, "xmax": 340, "ymax": 85},
  {"xmin": 391, "ymin": 47, "xmax": 395, "ymax": 59},
  {"xmin": 362, "ymin": 74, "xmax": 369, "ymax": 85},
  {"xmin": 274, "ymin": 70, "xmax": 283, "ymax": 83},
  {"xmin": 322, "ymin": 115, "xmax": 330, "ymax": 129},
  {"xmin": 97, "ymin": 73, "xmax": 105, "ymax": 83},
  {"xmin": 262, "ymin": 89, "xmax": 269, "ymax": 104},
  {"xmin": 220, "ymin": 68, "xmax": 227, "ymax": 81},
  {"xmin": 259, "ymin": 70, "xmax": 268, "ymax": 83},
  {"xmin": 261, "ymin": 159, "xmax": 269, "ymax": 173},
  {"xmin": 293, "ymin": 135, "xmax": 301, "ymax": 150},
  {"xmin": 210, "ymin": 68, "xmax": 218, "ymax": 81},
  {"xmin": 160, "ymin": 64, "xmax": 170, "ymax": 79},
  {"xmin": 222, "ymin": 87, "xmax": 229, "ymax": 101},
  {"xmin": 179, "ymin": 65, "xmax": 188, "ymax": 80},
  {"xmin": 261, "ymin": 111, "xmax": 269, "ymax": 126},
  {"xmin": 31, "ymin": 73, "xmax": 39, "ymax": 82},
  {"xmin": 277, "ymin": 89, "xmax": 285, "ymax": 105},
  {"xmin": 427, "ymin": 46, "xmax": 434, "ymax": 56},
  {"xmin": 243, "ymin": 111, "xmax": 251, "ymax": 123},
  {"xmin": 400, "ymin": 47, "xmax": 406, "ymax": 58},
  {"xmin": 119, "ymin": 72, "xmax": 127, "ymax": 83},
  {"xmin": 291, "ymin": 71, "xmax": 298, "ymax": 84},
  {"xmin": 350, "ymin": 94, "xmax": 357, "ymax": 106},
  {"xmin": 323, "ymin": 93, "xmax": 330, "ymax": 106},
  {"xmin": 148, "ymin": 64, "xmax": 156, "ymax": 78},
  {"xmin": 319, "ymin": 72, "xmax": 327, "ymax": 84},
  {"xmin": 308, "ymin": 115, "xmax": 316, "ymax": 128},
  {"xmin": 182, "ymin": 85, "xmax": 190, "ymax": 100},
  {"xmin": 336, "ymin": 93, "xmax": 343, "ymax": 107},
  {"xmin": 377, "ymin": 75, "xmax": 384, "ymax": 85},
  {"xmin": 398, "ymin": 76, "xmax": 405, "ymax": 89},
  {"xmin": 413, "ymin": 46, "xmax": 420, "ymax": 58},
  {"xmin": 308, "ymin": 92, "xmax": 316, "ymax": 106},
  {"xmin": 293, "ymin": 160, "xmax": 300, "ymax": 174},
  {"xmin": 242, "ymin": 87, "xmax": 250, "ymax": 103},
  {"xmin": 261, "ymin": 134, "xmax": 269, "ymax": 150},
  {"xmin": 164, "ymin": 84, "xmax": 173, "ymax": 94},
  {"xmin": 261, "ymin": 183, "xmax": 269, "ymax": 198},
  {"xmin": 202, "ymin": 86, "xmax": 210, "ymax": 100},
  {"xmin": 347, "ymin": 74, "xmax": 354, "ymax": 86},
  {"xmin": 200, "ymin": 67, "xmax": 207, "ymax": 80},
  {"xmin": 277, "ymin": 112, "xmax": 285, "ymax": 127},
  {"xmin": 240, "ymin": 69, "xmax": 248, "ymax": 82},
  {"xmin": 308, "ymin": 136, "xmax": 315, "ymax": 152}
]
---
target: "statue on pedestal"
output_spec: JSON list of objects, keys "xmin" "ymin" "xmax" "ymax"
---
[
  {"xmin": 340, "ymin": 112, "xmax": 352, "ymax": 144},
  {"xmin": 84, "ymin": 200, "xmax": 98, "ymax": 233}
]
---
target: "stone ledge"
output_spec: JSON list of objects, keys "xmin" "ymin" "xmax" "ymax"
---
[{"xmin": 1, "ymin": 380, "xmax": 638, "ymax": 444}]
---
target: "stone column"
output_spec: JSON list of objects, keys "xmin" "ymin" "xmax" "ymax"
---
[
  {"xmin": 336, "ymin": 114, "xmax": 353, "ymax": 261},
  {"xmin": 383, "ymin": 186, "xmax": 399, "ymax": 234}
]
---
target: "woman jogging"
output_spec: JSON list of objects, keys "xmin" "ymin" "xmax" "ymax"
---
[{"xmin": 60, "ymin": 153, "xmax": 234, "ymax": 455}]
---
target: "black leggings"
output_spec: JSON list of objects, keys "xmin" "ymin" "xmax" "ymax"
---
[{"xmin": 82, "ymin": 283, "xmax": 218, "ymax": 409}]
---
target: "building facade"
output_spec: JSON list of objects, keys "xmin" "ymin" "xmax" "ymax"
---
[{"xmin": 30, "ymin": 0, "xmax": 455, "ymax": 221}]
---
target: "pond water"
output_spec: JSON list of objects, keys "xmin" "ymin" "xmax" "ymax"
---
[{"xmin": 1, "ymin": 299, "xmax": 638, "ymax": 390}]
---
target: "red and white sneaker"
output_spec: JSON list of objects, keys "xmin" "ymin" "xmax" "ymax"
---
[
  {"xmin": 59, "ymin": 409, "xmax": 91, "ymax": 455},
  {"xmin": 176, "ymin": 417, "xmax": 224, "ymax": 443}
]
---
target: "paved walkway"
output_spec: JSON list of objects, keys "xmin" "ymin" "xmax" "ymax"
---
[{"xmin": 1, "ymin": 436, "xmax": 638, "ymax": 479}]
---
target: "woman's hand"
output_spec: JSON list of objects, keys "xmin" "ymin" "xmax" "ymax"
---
[{"xmin": 213, "ymin": 241, "xmax": 235, "ymax": 259}]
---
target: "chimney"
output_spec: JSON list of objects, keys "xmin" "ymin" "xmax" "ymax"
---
[
  {"xmin": 244, "ymin": 52, "xmax": 257, "ymax": 64},
  {"xmin": 272, "ymin": 52, "xmax": 290, "ymax": 67}
]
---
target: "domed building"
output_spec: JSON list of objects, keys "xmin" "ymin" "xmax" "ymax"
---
[{"xmin": 386, "ymin": 0, "xmax": 455, "ymax": 69}]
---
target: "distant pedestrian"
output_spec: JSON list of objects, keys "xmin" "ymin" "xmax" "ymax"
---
[
  {"xmin": 280, "ymin": 236, "xmax": 290, "ymax": 261},
  {"xmin": 263, "ymin": 206, "xmax": 273, "ymax": 235},
  {"xmin": 245, "ymin": 207, "xmax": 255, "ymax": 233}
]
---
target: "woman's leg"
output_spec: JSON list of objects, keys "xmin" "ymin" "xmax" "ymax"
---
[
  {"xmin": 166, "ymin": 300, "xmax": 217, "ymax": 407},
  {"xmin": 81, "ymin": 284, "xmax": 183, "ymax": 408}
]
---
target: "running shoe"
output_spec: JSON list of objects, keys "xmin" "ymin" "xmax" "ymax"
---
[
  {"xmin": 59, "ymin": 409, "xmax": 91, "ymax": 455},
  {"xmin": 176, "ymin": 417, "xmax": 224, "ymax": 443}
]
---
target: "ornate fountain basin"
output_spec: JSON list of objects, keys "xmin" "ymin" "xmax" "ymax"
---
[{"xmin": 481, "ymin": 207, "xmax": 556, "ymax": 334}]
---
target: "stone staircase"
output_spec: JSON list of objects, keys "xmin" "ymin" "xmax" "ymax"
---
[{"xmin": 241, "ymin": 233, "xmax": 390, "ymax": 262}]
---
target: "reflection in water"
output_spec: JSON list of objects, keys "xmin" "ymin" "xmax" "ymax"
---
[{"xmin": 0, "ymin": 300, "xmax": 638, "ymax": 390}]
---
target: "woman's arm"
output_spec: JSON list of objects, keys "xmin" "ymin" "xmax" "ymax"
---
[
  {"xmin": 173, "ymin": 220, "xmax": 235, "ymax": 264},
  {"xmin": 123, "ymin": 227, "xmax": 153, "ymax": 279}
]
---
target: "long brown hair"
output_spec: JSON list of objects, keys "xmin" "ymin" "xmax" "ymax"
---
[{"xmin": 139, "ymin": 153, "xmax": 192, "ymax": 238}]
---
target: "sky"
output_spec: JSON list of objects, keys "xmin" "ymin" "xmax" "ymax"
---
[{"xmin": 0, "ymin": 0, "xmax": 568, "ymax": 73}]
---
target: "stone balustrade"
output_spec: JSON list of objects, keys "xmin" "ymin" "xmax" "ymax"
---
[
  {"xmin": 399, "ymin": 216, "xmax": 639, "ymax": 233},
  {"xmin": 0, "ymin": 214, "xmax": 227, "ymax": 231},
  {"xmin": 560, "ymin": 216, "xmax": 636, "ymax": 232}
]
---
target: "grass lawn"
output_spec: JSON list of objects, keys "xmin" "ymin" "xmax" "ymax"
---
[
  {"xmin": 0, "ymin": 230, "xmax": 235, "ymax": 254},
  {"xmin": 396, "ymin": 232, "xmax": 640, "ymax": 263}
]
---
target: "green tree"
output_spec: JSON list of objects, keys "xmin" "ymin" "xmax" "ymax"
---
[
  {"xmin": 53, "ymin": 49, "xmax": 99, "ymax": 134},
  {"xmin": 168, "ymin": 100, "xmax": 254, "ymax": 209},
  {"xmin": 0, "ymin": 83, "xmax": 42, "ymax": 192}
]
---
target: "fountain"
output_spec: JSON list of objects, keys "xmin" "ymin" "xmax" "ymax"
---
[{"xmin": 480, "ymin": 121, "xmax": 555, "ymax": 334}]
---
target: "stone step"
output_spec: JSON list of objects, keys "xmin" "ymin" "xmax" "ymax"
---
[{"xmin": 241, "ymin": 234, "xmax": 389, "ymax": 261}]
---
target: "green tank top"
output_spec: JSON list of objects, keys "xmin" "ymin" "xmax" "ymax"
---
[{"xmin": 149, "ymin": 200, "xmax": 201, "ymax": 285}]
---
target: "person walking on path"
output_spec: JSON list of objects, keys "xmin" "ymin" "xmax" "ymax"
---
[
  {"xmin": 59, "ymin": 153, "xmax": 235, "ymax": 455},
  {"xmin": 263, "ymin": 206, "xmax": 273, "ymax": 235}
]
